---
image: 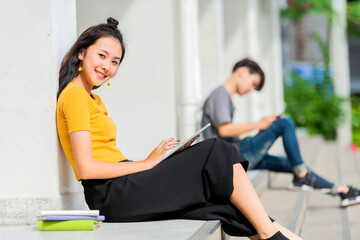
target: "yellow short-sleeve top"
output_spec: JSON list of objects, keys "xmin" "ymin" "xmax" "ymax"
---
[{"xmin": 56, "ymin": 82, "xmax": 127, "ymax": 180}]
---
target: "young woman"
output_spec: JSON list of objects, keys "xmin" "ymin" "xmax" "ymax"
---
[{"xmin": 56, "ymin": 17, "xmax": 301, "ymax": 240}]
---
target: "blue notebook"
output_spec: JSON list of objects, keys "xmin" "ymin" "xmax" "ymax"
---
[{"xmin": 37, "ymin": 215, "xmax": 105, "ymax": 221}]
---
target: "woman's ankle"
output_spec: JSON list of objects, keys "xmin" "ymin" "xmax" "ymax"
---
[
  {"xmin": 261, "ymin": 231, "xmax": 289, "ymax": 240},
  {"xmin": 257, "ymin": 227, "xmax": 278, "ymax": 239}
]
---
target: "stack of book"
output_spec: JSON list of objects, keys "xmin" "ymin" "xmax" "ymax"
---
[{"xmin": 38, "ymin": 210, "xmax": 105, "ymax": 231}]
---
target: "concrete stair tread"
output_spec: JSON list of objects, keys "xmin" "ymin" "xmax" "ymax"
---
[
  {"xmin": 300, "ymin": 141, "xmax": 357, "ymax": 239},
  {"xmin": 0, "ymin": 170, "xmax": 268, "ymax": 240},
  {"xmin": 259, "ymin": 136, "xmax": 360, "ymax": 239},
  {"xmin": 260, "ymin": 173, "xmax": 309, "ymax": 234},
  {"xmin": 0, "ymin": 220, "xmax": 220, "ymax": 240},
  {"xmin": 5, "ymin": 135, "xmax": 360, "ymax": 239},
  {"xmin": 247, "ymin": 169, "xmax": 269, "ymax": 197}
]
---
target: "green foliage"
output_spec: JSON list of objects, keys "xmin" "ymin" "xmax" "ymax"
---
[
  {"xmin": 351, "ymin": 95, "xmax": 360, "ymax": 146},
  {"xmin": 281, "ymin": 0, "xmax": 347, "ymax": 140},
  {"xmin": 281, "ymin": 0, "xmax": 360, "ymax": 38},
  {"xmin": 280, "ymin": 0, "xmax": 310, "ymax": 22},
  {"xmin": 348, "ymin": 1, "xmax": 360, "ymax": 144},
  {"xmin": 285, "ymin": 30, "xmax": 345, "ymax": 140},
  {"xmin": 312, "ymin": 33, "xmax": 330, "ymax": 66},
  {"xmin": 347, "ymin": 1, "xmax": 360, "ymax": 38},
  {"xmin": 284, "ymin": 73, "xmax": 345, "ymax": 140},
  {"xmin": 348, "ymin": 1, "xmax": 360, "ymax": 24},
  {"xmin": 280, "ymin": 0, "xmax": 337, "ymax": 24}
]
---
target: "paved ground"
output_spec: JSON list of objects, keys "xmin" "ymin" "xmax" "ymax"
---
[{"xmin": 260, "ymin": 136, "xmax": 360, "ymax": 240}]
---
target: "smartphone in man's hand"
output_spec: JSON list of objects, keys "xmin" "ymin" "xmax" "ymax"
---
[{"xmin": 276, "ymin": 112, "xmax": 284, "ymax": 119}]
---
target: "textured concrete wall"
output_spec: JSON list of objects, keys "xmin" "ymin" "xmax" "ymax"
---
[
  {"xmin": 0, "ymin": 0, "xmax": 84, "ymax": 224},
  {"xmin": 0, "ymin": 0, "xmax": 59, "ymax": 198}
]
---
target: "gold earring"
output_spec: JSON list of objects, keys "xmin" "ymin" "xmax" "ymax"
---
[
  {"xmin": 107, "ymin": 81, "xmax": 111, "ymax": 86},
  {"xmin": 78, "ymin": 66, "xmax": 83, "ymax": 72}
]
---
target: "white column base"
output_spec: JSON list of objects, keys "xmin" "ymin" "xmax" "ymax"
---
[{"xmin": 0, "ymin": 192, "xmax": 86, "ymax": 225}]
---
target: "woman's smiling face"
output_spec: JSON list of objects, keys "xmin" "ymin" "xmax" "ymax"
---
[{"xmin": 78, "ymin": 36, "xmax": 123, "ymax": 88}]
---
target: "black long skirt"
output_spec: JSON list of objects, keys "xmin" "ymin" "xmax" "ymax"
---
[{"xmin": 82, "ymin": 138, "xmax": 266, "ymax": 237}]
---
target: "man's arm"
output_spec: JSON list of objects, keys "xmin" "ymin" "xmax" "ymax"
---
[{"xmin": 218, "ymin": 115, "xmax": 277, "ymax": 138}]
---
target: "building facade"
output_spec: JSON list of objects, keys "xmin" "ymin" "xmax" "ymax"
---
[{"xmin": 0, "ymin": 0, "xmax": 348, "ymax": 224}]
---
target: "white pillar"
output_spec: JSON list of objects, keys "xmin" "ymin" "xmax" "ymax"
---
[
  {"xmin": 177, "ymin": 0, "xmax": 202, "ymax": 139},
  {"xmin": 199, "ymin": 0, "xmax": 226, "ymax": 98},
  {"xmin": 0, "ymin": 0, "xmax": 80, "ymax": 225},
  {"xmin": 246, "ymin": 0, "xmax": 260, "ymax": 59},
  {"xmin": 246, "ymin": 0, "xmax": 262, "ymax": 122},
  {"xmin": 223, "ymin": 0, "xmax": 251, "ymax": 124},
  {"xmin": 54, "ymin": 0, "xmax": 85, "ymax": 211},
  {"xmin": 267, "ymin": 0, "xmax": 285, "ymax": 114},
  {"xmin": 330, "ymin": 0, "xmax": 352, "ymax": 148},
  {"xmin": 222, "ymin": 0, "xmax": 284, "ymax": 127}
]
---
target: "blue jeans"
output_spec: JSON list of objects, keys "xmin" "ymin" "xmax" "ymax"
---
[{"xmin": 236, "ymin": 117, "xmax": 334, "ymax": 189}]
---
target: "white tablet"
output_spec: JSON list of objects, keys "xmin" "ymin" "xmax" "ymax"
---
[{"xmin": 164, "ymin": 123, "xmax": 211, "ymax": 159}]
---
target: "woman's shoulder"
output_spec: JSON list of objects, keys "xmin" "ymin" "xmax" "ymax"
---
[
  {"xmin": 90, "ymin": 93, "xmax": 103, "ymax": 103},
  {"xmin": 59, "ymin": 83, "xmax": 91, "ymax": 103},
  {"xmin": 57, "ymin": 83, "xmax": 95, "ymax": 114}
]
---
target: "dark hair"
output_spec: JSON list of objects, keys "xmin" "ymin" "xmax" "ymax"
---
[
  {"xmin": 232, "ymin": 58, "xmax": 265, "ymax": 91},
  {"xmin": 57, "ymin": 17, "xmax": 126, "ymax": 99}
]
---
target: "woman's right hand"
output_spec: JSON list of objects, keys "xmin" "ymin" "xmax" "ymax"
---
[{"xmin": 144, "ymin": 138, "xmax": 180, "ymax": 168}]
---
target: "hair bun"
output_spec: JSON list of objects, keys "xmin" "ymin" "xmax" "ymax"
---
[{"xmin": 107, "ymin": 17, "xmax": 119, "ymax": 27}]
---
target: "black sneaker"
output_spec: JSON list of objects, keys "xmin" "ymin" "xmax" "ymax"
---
[
  {"xmin": 288, "ymin": 172, "xmax": 332, "ymax": 192},
  {"xmin": 339, "ymin": 186, "xmax": 360, "ymax": 207}
]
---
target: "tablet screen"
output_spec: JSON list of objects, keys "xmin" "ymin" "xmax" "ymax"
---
[{"xmin": 164, "ymin": 123, "xmax": 211, "ymax": 159}]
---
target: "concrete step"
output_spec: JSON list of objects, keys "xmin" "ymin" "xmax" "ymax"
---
[
  {"xmin": 300, "ymin": 141, "xmax": 344, "ymax": 239},
  {"xmin": 223, "ymin": 134, "xmax": 323, "ymax": 240},
  {"xmin": 223, "ymin": 134, "xmax": 360, "ymax": 240},
  {"xmin": 336, "ymin": 144, "xmax": 360, "ymax": 239},
  {"xmin": 223, "ymin": 173, "xmax": 310, "ymax": 240},
  {"xmin": 247, "ymin": 170, "xmax": 269, "ymax": 197},
  {"xmin": 297, "ymin": 140, "xmax": 360, "ymax": 239},
  {"xmin": 0, "ymin": 220, "xmax": 220, "ymax": 240},
  {"xmin": 262, "ymin": 134, "xmax": 321, "ymax": 237},
  {"xmin": 262, "ymin": 173, "xmax": 309, "ymax": 235},
  {"xmin": 0, "ymin": 169, "xmax": 269, "ymax": 240},
  {"xmin": 301, "ymin": 190, "xmax": 345, "ymax": 239}
]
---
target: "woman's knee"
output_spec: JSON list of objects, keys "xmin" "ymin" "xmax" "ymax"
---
[
  {"xmin": 212, "ymin": 137, "xmax": 231, "ymax": 148},
  {"xmin": 213, "ymin": 138, "xmax": 241, "ymax": 154},
  {"xmin": 201, "ymin": 138, "xmax": 217, "ymax": 147}
]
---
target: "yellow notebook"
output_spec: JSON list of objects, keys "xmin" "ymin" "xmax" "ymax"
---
[{"xmin": 38, "ymin": 220, "xmax": 101, "ymax": 231}]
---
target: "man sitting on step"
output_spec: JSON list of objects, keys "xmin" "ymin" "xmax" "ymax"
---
[{"xmin": 201, "ymin": 58, "xmax": 360, "ymax": 207}]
